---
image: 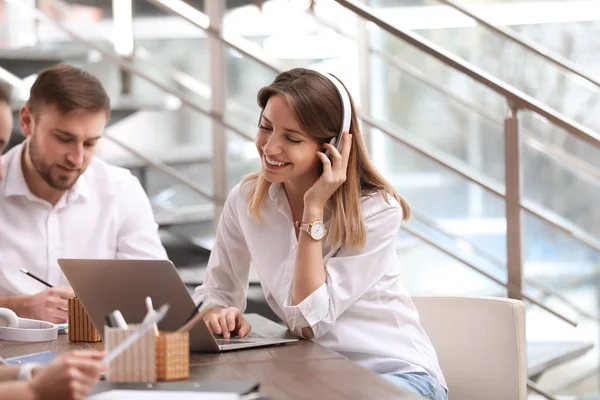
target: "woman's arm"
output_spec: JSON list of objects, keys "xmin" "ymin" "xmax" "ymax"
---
[
  {"xmin": 286, "ymin": 198, "xmax": 403, "ymax": 340},
  {"xmin": 193, "ymin": 185, "xmax": 252, "ymax": 337},
  {"xmin": 193, "ymin": 184, "xmax": 252, "ymax": 312},
  {"xmin": 292, "ymin": 206, "xmax": 326, "ymax": 306}
]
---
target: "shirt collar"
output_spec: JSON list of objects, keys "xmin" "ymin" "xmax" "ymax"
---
[
  {"xmin": 267, "ymin": 181, "xmax": 332, "ymax": 220},
  {"xmin": 4, "ymin": 142, "xmax": 90, "ymax": 205}
]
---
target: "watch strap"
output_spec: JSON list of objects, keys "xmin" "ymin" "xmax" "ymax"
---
[{"xmin": 17, "ymin": 363, "xmax": 39, "ymax": 381}]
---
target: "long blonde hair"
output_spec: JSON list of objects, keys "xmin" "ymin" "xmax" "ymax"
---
[{"xmin": 242, "ymin": 68, "xmax": 410, "ymax": 248}]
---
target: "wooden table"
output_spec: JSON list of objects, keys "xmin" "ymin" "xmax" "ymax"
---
[{"xmin": 0, "ymin": 315, "xmax": 420, "ymax": 400}]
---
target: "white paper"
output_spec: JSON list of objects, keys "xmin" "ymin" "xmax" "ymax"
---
[{"xmin": 88, "ymin": 391, "xmax": 240, "ymax": 400}]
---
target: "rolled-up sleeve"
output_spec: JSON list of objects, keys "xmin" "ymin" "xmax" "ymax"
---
[
  {"xmin": 193, "ymin": 185, "xmax": 251, "ymax": 312},
  {"xmin": 282, "ymin": 198, "xmax": 403, "ymax": 339}
]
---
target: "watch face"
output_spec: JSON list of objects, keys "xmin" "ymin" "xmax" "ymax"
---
[{"xmin": 311, "ymin": 221, "xmax": 326, "ymax": 240}]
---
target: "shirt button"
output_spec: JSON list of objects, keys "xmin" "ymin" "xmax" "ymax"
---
[{"xmin": 292, "ymin": 245, "xmax": 297, "ymax": 250}]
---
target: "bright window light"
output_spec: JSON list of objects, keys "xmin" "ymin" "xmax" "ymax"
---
[{"xmin": 112, "ymin": 0, "xmax": 134, "ymax": 56}]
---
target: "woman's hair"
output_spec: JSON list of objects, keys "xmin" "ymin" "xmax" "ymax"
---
[{"xmin": 242, "ymin": 68, "xmax": 410, "ymax": 248}]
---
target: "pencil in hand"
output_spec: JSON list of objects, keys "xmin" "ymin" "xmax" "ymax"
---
[{"xmin": 19, "ymin": 268, "xmax": 53, "ymax": 288}]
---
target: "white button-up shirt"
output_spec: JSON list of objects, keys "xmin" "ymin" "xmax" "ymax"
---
[
  {"xmin": 194, "ymin": 181, "xmax": 446, "ymax": 388},
  {"xmin": 0, "ymin": 143, "xmax": 167, "ymax": 296}
]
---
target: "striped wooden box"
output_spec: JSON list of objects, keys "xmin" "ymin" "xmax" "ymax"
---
[
  {"xmin": 103, "ymin": 326, "xmax": 189, "ymax": 383},
  {"xmin": 104, "ymin": 325, "xmax": 157, "ymax": 383},
  {"xmin": 68, "ymin": 297, "xmax": 101, "ymax": 342}
]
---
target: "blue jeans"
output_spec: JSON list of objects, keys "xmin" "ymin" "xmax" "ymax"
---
[{"xmin": 383, "ymin": 372, "xmax": 448, "ymax": 400}]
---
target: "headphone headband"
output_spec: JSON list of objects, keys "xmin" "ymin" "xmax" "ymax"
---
[
  {"xmin": 0, "ymin": 308, "xmax": 58, "ymax": 342},
  {"xmin": 320, "ymin": 72, "xmax": 352, "ymax": 137}
]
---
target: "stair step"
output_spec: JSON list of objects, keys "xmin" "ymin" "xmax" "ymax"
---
[
  {"xmin": 0, "ymin": 47, "xmax": 90, "ymax": 78},
  {"xmin": 528, "ymin": 341, "xmax": 595, "ymax": 380}
]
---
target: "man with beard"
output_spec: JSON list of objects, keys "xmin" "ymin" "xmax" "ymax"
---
[{"xmin": 0, "ymin": 65, "xmax": 167, "ymax": 323}]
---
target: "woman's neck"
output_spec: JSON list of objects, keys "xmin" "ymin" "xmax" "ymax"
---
[{"xmin": 283, "ymin": 176, "xmax": 317, "ymax": 220}]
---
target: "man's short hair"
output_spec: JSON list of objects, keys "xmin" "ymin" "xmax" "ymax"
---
[
  {"xmin": 0, "ymin": 82, "xmax": 12, "ymax": 105},
  {"xmin": 27, "ymin": 64, "xmax": 110, "ymax": 118}
]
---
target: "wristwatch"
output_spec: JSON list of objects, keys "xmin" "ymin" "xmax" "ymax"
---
[
  {"xmin": 296, "ymin": 220, "xmax": 327, "ymax": 241},
  {"xmin": 17, "ymin": 363, "xmax": 38, "ymax": 381}
]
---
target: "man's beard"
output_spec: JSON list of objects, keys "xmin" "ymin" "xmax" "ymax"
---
[{"xmin": 28, "ymin": 136, "xmax": 81, "ymax": 191}]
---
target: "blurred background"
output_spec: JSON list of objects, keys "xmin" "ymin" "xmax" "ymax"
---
[{"xmin": 1, "ymin": 0, "xmax": 599, "ymax": 398}]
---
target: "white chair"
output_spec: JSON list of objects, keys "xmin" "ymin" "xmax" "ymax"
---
[{"xmin": 413, "ymin": 296, "xmax": 527, "ymax": 400}]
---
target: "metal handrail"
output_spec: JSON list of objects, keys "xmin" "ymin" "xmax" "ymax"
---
[
  {"xmin": 436, "ymin": 0, "xmax": 600, "ymax": 92},
  {"xmin": 134, "ymin": 28, "xmax": 600, "ymax": 321},
  {"xmin": 8, "ymin": 0, "xmax": 580, "ymax": 326},
  {"xmin": 412, "ymin": 209, "xmax": 599, "ymax": 322},
  {"xmin": 142, "ymin": 0, "xmax": 600, "ymax": 255},
  {"xmin": 359, "ymin": 113, "xmax": 600, "ymax": 253},
  {"xmin": 145, "ymin": 0, "xmax": 284, "ymax": 74},
  {"xmin": 401, "ymin": 223, "xmax": 577, "ymax": 326},
  {"xmin": 310, "ymin": 11, "xmax": 600, "ymax": 183},
  {"xmin": 140, "ymin": 40, "xmax": 596, "ymax": 321},
  {"xmin": 5, "ymin": 0, "xmax": 268, "ymax": 203},
  {"xmin": 334, "ymin": 0, "xmax": 600, "ymax": 150},
  {"xmin": 132, "ymin": 47, "xmax": 258, "ymax": 127}
]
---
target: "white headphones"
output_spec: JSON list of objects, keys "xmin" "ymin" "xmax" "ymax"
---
[
  {"xmin": 0, "ymin": 308, "xmax": 58, "ymax": 342},
  {"xmin": 319, "ymin": 72, "xmax": 352, "ymax": 156}
]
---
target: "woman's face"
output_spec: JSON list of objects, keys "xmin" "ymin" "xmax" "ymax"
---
[{"xmin": 255, "ymin": 94, "xmax": 321, "ymax": 185}]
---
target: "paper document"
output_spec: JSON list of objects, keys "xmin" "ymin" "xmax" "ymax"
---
[{"xmin": 88, "ymin": 391, "xmax": 240, "ymax": 400}]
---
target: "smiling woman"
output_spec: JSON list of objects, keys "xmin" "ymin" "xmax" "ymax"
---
[{"xmin": 194, "ymin": 68, "xmax": 448, "ymax": 400}]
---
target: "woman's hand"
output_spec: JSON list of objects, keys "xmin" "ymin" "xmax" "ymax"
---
[
  {"xmin": 203, "ymin": 307, "xmax": 251, "ymax": 339},
  {"xmin": 303, "ymin": 131, "xmax": 352, "ymax": 214}
]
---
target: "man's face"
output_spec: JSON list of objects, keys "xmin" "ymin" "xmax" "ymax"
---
[
  {"xmin": 20, "ymin": 104, "xmax": 106, "ymax": 190},
  {"xmin": 0, "ymin": 101, "xmax": 14, "ymax": 181}
]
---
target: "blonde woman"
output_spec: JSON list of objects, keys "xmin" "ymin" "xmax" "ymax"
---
[{"xmin": 194, "ymin": 68, "xmax": 447, "ymax": 399}]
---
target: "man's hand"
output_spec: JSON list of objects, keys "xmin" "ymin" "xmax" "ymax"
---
[
  {"xmin": 203, "ymin": 307, "xmax": 251, "ymax": 339},
  {"xmin": 22, "ymin": 286, "xmax": 74, "ymax": 323},
  {"xmin": 30, "ymin": 350, "xmax": 106, "ymax": 400}
]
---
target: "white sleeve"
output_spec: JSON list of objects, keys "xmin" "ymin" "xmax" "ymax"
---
[
  {"xmin": 116, "ymin": 176, "xmax": 168, "ymax": 260},
  {"xmin": 281, "ymin": 199, "xmax": 403, "ymax": 339},
  {"xmin": 193, "ymin": 186, "xmax": 251, "ymax": 312}
]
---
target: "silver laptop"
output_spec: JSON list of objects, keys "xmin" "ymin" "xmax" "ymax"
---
[{"xmin": 57, "ymin": 259, "xmax": 298, "ymax": 352}]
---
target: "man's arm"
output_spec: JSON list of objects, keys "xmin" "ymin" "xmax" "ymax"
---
[
  {"xmin": 0, "ymin": 365, "xmax": 20, "ymax": 382},
  {"xmin": 0, "ymin": 295, "xmax": 32, "ymax": 319},
  {"xmin": 0, "ymin": 381, "xmax": 35, "ymax": 400},
  {"xmin": 0, "ymin": 287, "xmax": 73, "ymax": 323}
]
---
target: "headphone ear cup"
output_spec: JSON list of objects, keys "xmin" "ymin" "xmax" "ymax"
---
[{"xmin": 0, "ymin": 308, "xmax": 19, "ymax": 328}]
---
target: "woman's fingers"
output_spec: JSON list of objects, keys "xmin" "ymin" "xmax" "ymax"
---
[
  {"xmin": 237, "ymin": 316, "xmax": 252, "ymax": 338},
  {"xmin": 205, "ymin": 314, "xmax": 222, "ymax": 335},
  {"xmin": 218, "ymin": 310, "xmax": 232, "ymax": 339},
  {"xmin": 316, "ymin": 151, "xmax": 333, "ymax": 176}
]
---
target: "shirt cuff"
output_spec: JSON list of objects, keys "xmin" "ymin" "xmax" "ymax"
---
[
  {"xmin": 193, "ymin": 291, "xmax": 231, "ymax": 312},
  {"xmin": 283, "ymin": 283, "xmax": 330, "ymax": 332}
]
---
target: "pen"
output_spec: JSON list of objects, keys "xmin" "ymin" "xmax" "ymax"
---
[
  {"xmin": 19, "ymin": 268, "xmax": 52, "ymax": 288},
  {"xmin": 177, "ymin": 304, "xmax": 211, "ymax": 334},
  {"xmin": 103, "ymin": 304, "xmax": 169, "ymax": 365},
  {"xmin": 183, "ymin": 301, "xmax": 204, "ymax": 324},
  {"xmin": 145, "ymin": 297, "xmax": 159, "ymax": 336},
  {"xmin": 110, "ymin": 310, "xmax": 129, "ymax": 330},
  {"xmin": 104, "ymin": 315, "xmax": 115, "ymax": 328}
]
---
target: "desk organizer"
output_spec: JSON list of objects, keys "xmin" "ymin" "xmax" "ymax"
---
[
  {"xmin": 104, "ymin": 325, "xmax": 189, "ymax": 383},
  {"xmin": 68, "ymin": 297, "xmax": 101, "ymax": 342}
]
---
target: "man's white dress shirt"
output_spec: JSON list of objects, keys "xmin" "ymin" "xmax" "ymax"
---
[
  {"xmin": 0, "ymin": 143, "xmax": 167, "ymax": 295},
  {"xmin": 194, "ymin": 181, "xmax": 446, "ymax": 388}
]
